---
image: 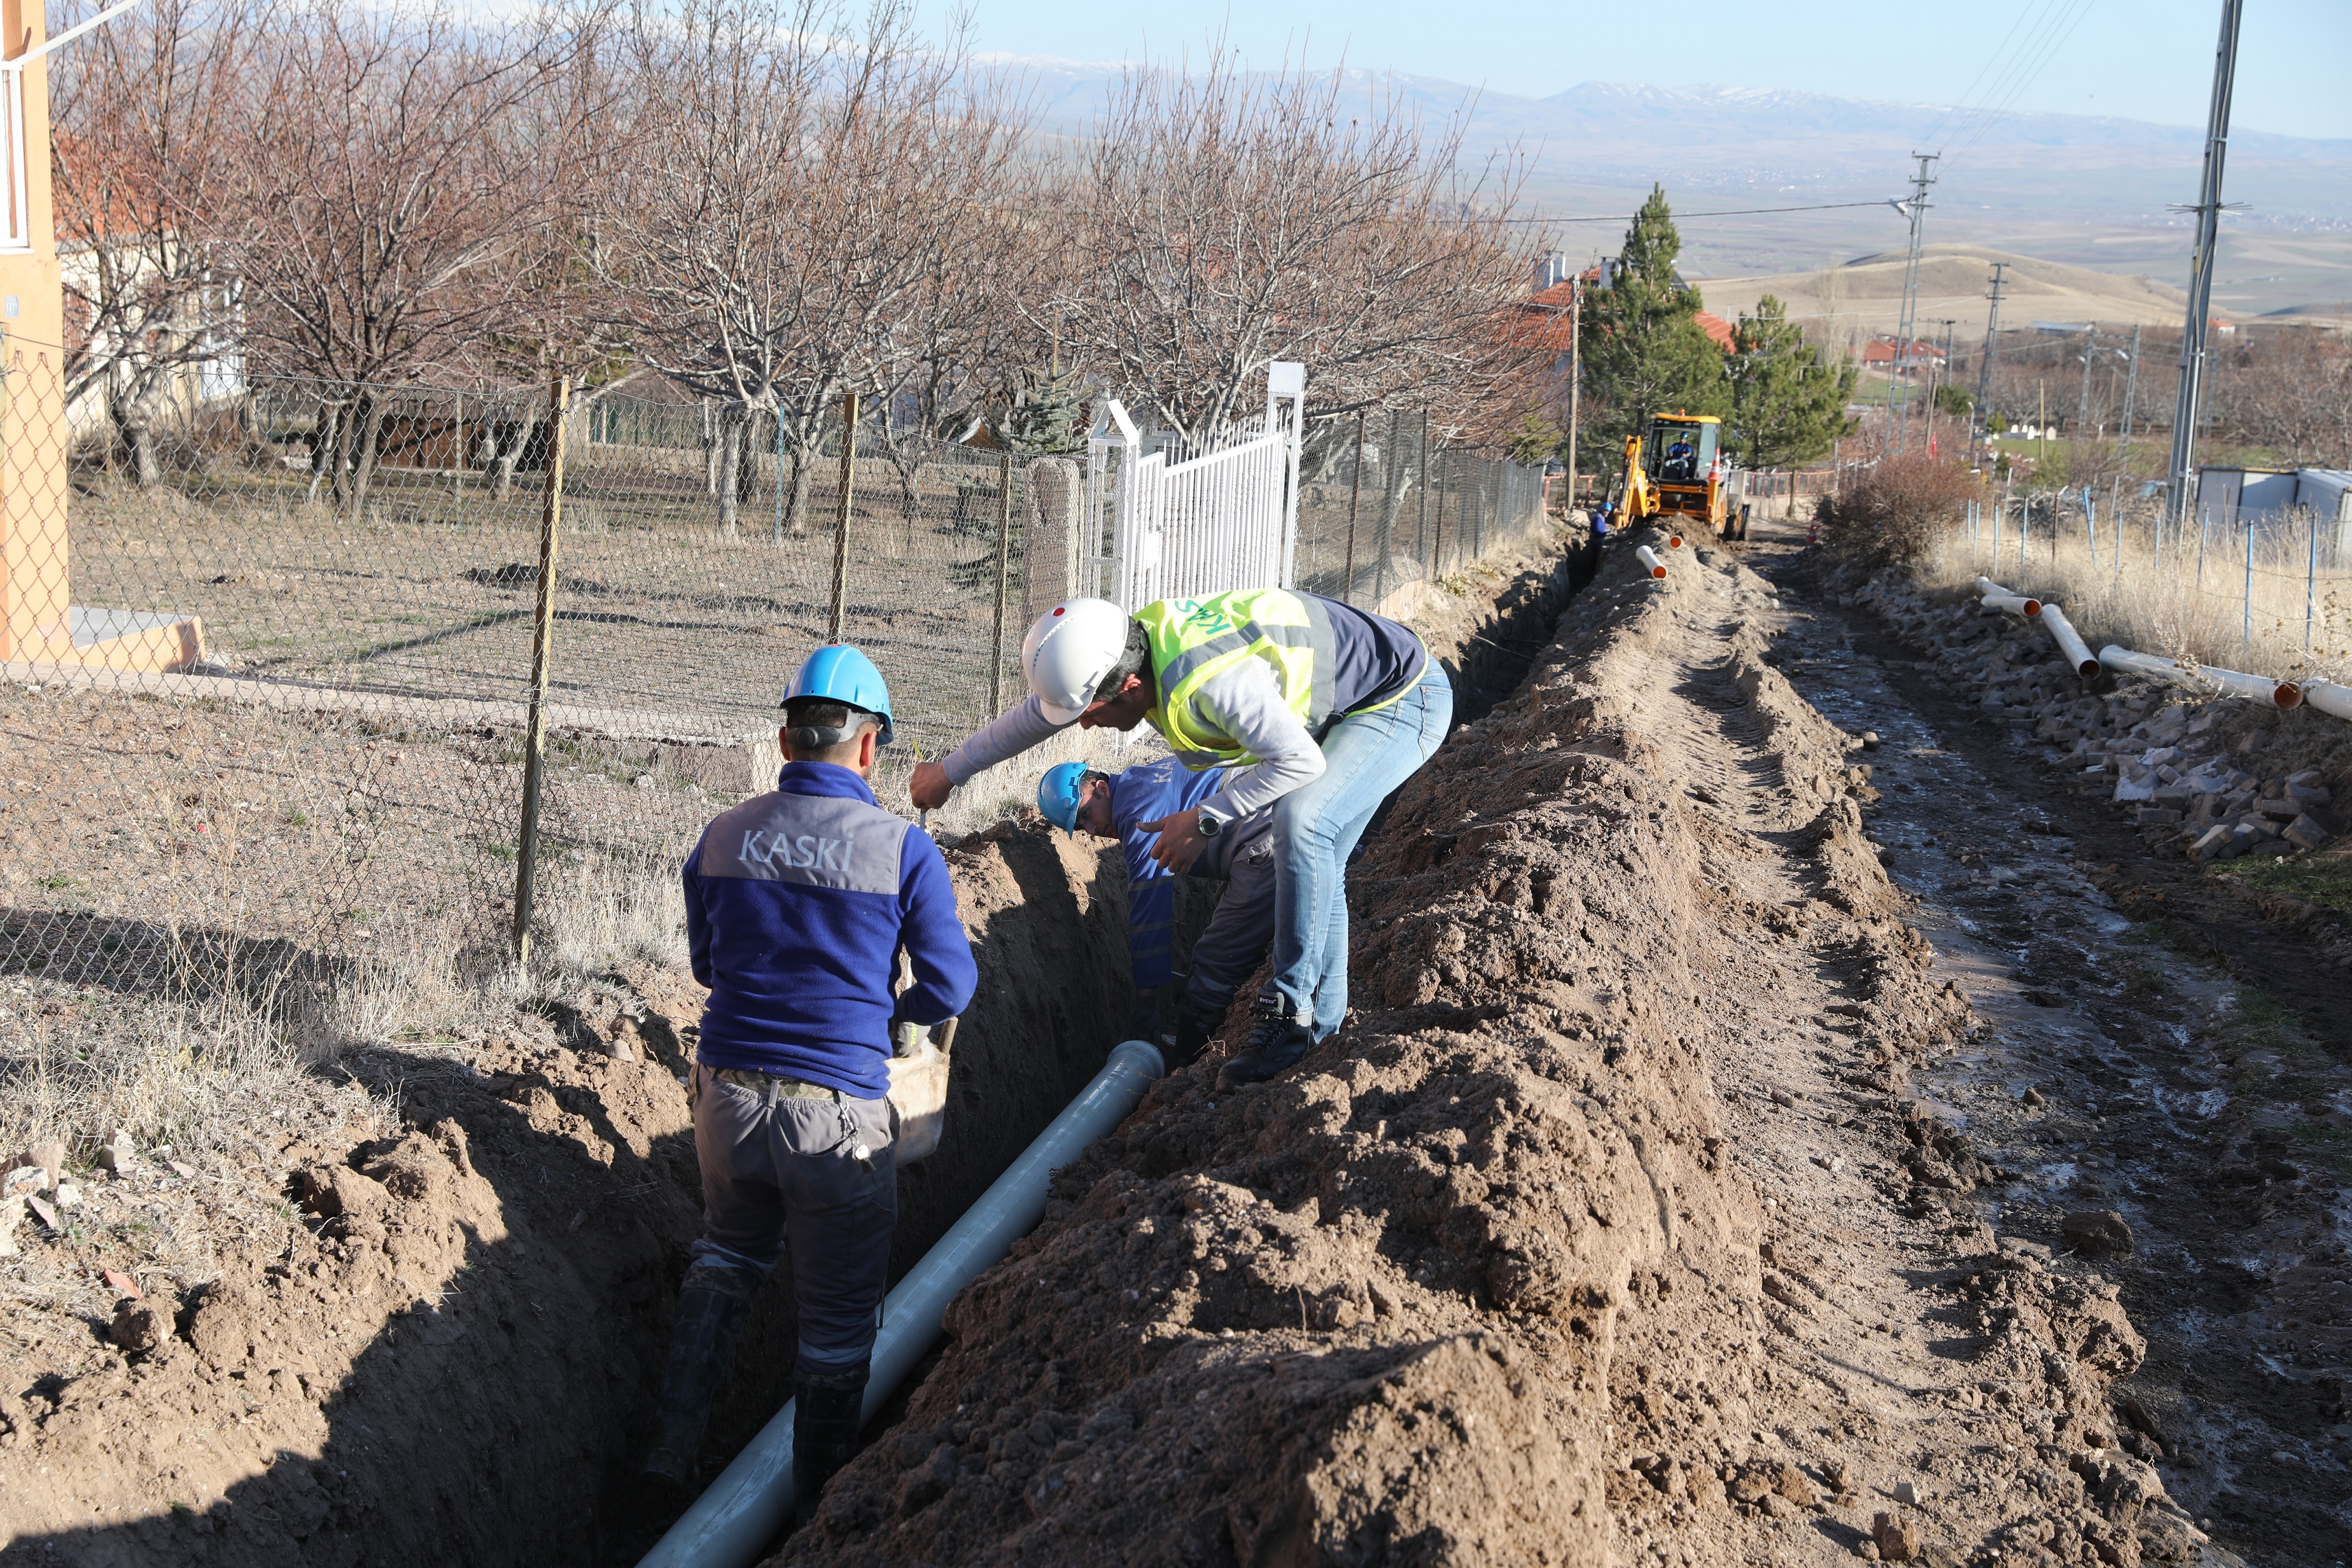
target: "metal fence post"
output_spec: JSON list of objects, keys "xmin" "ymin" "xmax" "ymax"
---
[
  {"xmin": 827, "ymin": 390, "xmax": 858, "ymax": 642},
  {"xmin": 2243, "ymin": 520, "xmax": 2254, "ymax": 648},
  {"xmin": 773, "ymin": 407, "xmax": 786, "ymax": 546},
  {"xmin": 1376, "ymin": 408, "xmax": 1400, "ymax": 607},
  {"xmin": 1416, "ymin": 411, "xmax": 1430, "ymax": 571},
  {"xmin": 991, "ymin": 454, "xmax": 1013, "ymax": 713},
  {"xmin": 1341, "ymin": 411, "xmax": 1365, "ymax": 602},
  {"xmin": 512, "ymin": 373, "xmax": 571, "ymax": 964},
  {"xmin": 2308, "ymin": 509, "xmax": 2318, "ymax": 650},
  {"xmin": 1431, "ymin": 443, "xmax": 1448, "ymax": 580}
]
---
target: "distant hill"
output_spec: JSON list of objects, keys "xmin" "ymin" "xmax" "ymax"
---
[
  {"xmin": 1696, "ymin": 245, "xmax": 2194, "ymax": 350},
  {"xmin": 991, "ymin": 64, "xmax": 2352, "ymax": 312}
]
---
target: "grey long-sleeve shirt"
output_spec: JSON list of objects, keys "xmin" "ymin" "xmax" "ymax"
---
[{"xmin": 940, "ymin": 657, "xmax": 1322, "ymax": 826}]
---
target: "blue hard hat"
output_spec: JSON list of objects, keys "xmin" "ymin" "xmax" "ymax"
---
[
  {"xmin": 1037, "ymin": 762, "xmax": 1088, "ymax": 835},
  {"xmin": 782, "ymin": 643, "xmax": 894, "ymax": 746}
]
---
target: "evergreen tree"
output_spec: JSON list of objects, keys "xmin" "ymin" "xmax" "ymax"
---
[
  {"xmin": 1579, "ymin": 185, "xmax": 1731, "ymax": 451},
  {"xmin": 999, "ymin": 365, "xmax": 1089, "ymax": 455},
  {"xmin": 1726, "ymin": 295, "xmax": 1857, "ymax": 469}
]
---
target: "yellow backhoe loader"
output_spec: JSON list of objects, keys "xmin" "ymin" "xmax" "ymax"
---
[{"xmin": 1618, "ymin": 413, "xmax": 1746, "ymax": 541}]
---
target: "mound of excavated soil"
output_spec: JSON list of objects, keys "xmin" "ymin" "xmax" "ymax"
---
[{"xmin": 780, "ymin": 534, "xmax": 2213, "ymax": 1567}]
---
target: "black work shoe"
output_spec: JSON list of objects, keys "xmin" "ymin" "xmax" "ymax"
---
[
  {"xmin": 640, "ymin": 1265, "xmax": 758, "ymax": 1486},
  {"xmin": 1167, "ymin": 996, "xmax": 1223, "ymax": 1071},
  {"xmin": 1215, "ymin": 1008, "xmax": 1314, "ymax": 1089}
]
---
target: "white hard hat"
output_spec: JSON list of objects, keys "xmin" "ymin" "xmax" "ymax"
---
[{"xmin": 1022, "ymin": 598, "xmax": 1131, "ymax": 724}]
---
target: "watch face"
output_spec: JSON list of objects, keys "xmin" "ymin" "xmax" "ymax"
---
[{"xmin": 1197, "ymin": 815, "xmax": 1220, "ymax": 836}]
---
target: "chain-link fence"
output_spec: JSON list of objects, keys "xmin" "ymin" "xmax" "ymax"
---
[
  {"xmin": 1291, "ymin": 408, "xmax": 1550, "ymax": 605},
  {"xmin": 4, "ymin": 351, "xmax": 1552, "ymax": 1047}
]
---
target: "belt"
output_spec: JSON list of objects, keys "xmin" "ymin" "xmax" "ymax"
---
[{"xmin": 712, "ymin": 1067, "xmax": 843, "ymax": 1102}]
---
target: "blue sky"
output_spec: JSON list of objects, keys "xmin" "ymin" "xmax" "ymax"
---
[{"xmin": 958, "ymin": 0, "xmax": 2351, "ymax": 142}]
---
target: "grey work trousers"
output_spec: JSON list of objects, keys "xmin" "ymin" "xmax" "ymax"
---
[
  {"xmin": 1185, "ymin": 834, "xmax": 1277, "ymax": 1012},
  {"xmin": 688, "ymin": 1063, "xmax": 897, "ymax": 1376}
]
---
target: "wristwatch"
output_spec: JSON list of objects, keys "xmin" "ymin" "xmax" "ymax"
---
[{"xmin": 1195, "ymin": 809, "xmax": 1224, "ymax": 838}]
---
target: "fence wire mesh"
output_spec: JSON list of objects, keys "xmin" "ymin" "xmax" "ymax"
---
[
  {"xmin": 4, "ymin": 357, "xmax": 1554, "ymax": 1040},
  {"xmin": 1291, "ymin": 408, "xmax": 1550, "ymax": 604}
]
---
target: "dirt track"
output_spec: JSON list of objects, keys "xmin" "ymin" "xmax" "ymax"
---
[{"xmin": 10, "ymin": 518, "xmax": 2351, "ymax": 1565}]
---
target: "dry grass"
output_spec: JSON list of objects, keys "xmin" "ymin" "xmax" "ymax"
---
[
  {"xmin": 539, "ymin": 852, "xmax": 690, "ymax": 981},
  {"xmin": 0, "ymin": 918, "xmax": 485, "ymax": 1165},
  {"xmin": 1929, "ymin": 500, "xmax": 2352, "ymax": 686}
]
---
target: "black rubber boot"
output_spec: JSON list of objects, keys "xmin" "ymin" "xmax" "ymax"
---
[
  {"xmin": 640, "ymin": 1263, "xmax": 759, "ymax": 1489},
  {"xmin": 1168, "ymin": 994, "xmax": 1223, "ymax": 1071},
  {"xmin": 1215, "ymin": 1004, "xmax": 1314, "ymax": 1090},
  {"xmin": 791, "ymin": 1361, "xmax": 871, "ymax": 1526}
]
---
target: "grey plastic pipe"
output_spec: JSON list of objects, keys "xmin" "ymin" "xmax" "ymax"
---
[
  {"xmin": 2038, "ymin": 605, "xmax": 2100, "ymax": 679},
  {"xmin": 637, "ymin": 1039, "xmax": 1168, "ymax": 1568},
  {"xmin": 1973, "ymin": 575, "xmax": 2041, "ymax": 618},
  {"xmin": 2097, "ymin": 645, "xmax": 2303, "ymax": 709},
  {"xmin": 1634, "ymin": 544, "xmax": 1667, "ymax": 578},
  {"xmin": 2301, "ymin": 680, "xmax": 2352, "ymax": 723}
]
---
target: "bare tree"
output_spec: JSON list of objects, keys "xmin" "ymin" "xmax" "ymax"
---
[
  {"xmin": 1049, "ymin": 57, "xmax": 1533, "ymax": 441},
  {"xmin": 52, "ymin": 0, "xmax": 256, "ymax": 487},
  {"xmin": 868, "ymin": 169, "xmax": 1049, "ymax": 514},
  {"xmin": 600, "ymin": 0, "xmax": 1032, "ymax": 534},
  {"xmin": 204, "ymin": 0, "xmax": 574, "ymax": 510}
]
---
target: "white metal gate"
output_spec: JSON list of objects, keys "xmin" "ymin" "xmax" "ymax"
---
[{"xmin": 1082, "ymin": 363, "xmax": 1305, "ymax": 611}]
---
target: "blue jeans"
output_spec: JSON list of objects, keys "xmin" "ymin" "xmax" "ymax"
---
[{"xmin": 1268, "ymin": 661, "xmax": 1453, "ymax": 1039}]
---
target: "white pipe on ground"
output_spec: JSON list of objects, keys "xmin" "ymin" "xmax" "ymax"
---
[
  {"xmin": 2038, "ymin": 605, "xmax": 2100, "ymax": 679},
  {"xmin": 1973, "ymin": 576, "xmax": 2041, "ymax": 618},
  {"xmin": 2302, "ymin": 680, "xmax": 2352, "ymax": 723},
  {"xmin": 637, "ymin": 1039, "xmax": 1168, "ymax": 1568},
  {"xmin": 2096, "ymin": 645, "xmax": 2304, "ymax": 709},
  {"xmin": 1634, "ymin": 545, "xmax": 1667, "ymax": 579}
]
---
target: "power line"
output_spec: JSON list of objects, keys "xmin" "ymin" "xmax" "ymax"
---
[
  {"xmin": 1913, "ymin": 0, "xmax": 2057, "ymax": 149},
  {"xmin": 1486, "ymin": 199, "xmax": 1901, "ymax": 227},
  {"xmin": 1941, "ymin": 0, "xmax": 2100, "ymax": 174}
]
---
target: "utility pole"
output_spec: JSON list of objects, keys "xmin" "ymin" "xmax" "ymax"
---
[
  {"xmin": 1889, "ymin": 151, "xmax": 1939, "ymax": 454},
  {"xmin": 1931, "ymin": 318, "xmax": 1957, "ymax": 452},
  {"xmin": 2117, "ymin": 321, "xmax": 2143, "ymax": 461},
  {"xmin": 1567, "ymin": 272, "xmax": 1583, "ymax": 513},
  {"xmin": 2076, "ymin": 326, "xmax": 2099, "ymax": 444},
  {"xmin": 1973, "ymin": 262, "xmax": 2009, "ymax": 464},
  {"xmin": 2167, "ymin": 0, "xmax": 2243, "ymax": 528}
]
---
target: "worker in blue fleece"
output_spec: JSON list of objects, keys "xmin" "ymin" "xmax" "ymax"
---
[
  {"xmin": 641, "ymin": 645, "xmax": 975, "ymax": 1516},
  {"xmin": 1037, "ymin": 757, "xmax": 1276, "ymax": 1068}
]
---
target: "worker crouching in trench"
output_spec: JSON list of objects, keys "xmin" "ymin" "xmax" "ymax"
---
[{"xmin": 1036, "ymin": 756, "xmax": 1276, "ymax": 1068}]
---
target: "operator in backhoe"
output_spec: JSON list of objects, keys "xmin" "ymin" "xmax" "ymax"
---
[
  {"xmin": 643, "ymin": 645, "xmax": 977, "ymax": 1514},
  {"xmin": 909, "ymin": 590, "xmax": 1451, "ymax": 1089},
  {"xmin": 1037, "ymin": 758, "xmax": 1277, "ymax": 1070},
  {"xmin": 1663, "ymin": 431, "xmax": 1696, "ymax": 482}
]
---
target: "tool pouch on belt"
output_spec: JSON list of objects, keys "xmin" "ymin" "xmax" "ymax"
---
[{"xmin": 886, "ymin": 1016, "xmax": 955, "ymax": 1165}]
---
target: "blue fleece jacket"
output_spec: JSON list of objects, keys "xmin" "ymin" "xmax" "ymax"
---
[
  {"xmin": 1107, "ymin": 758, "xmax": 1226, "ymax": 988},
  {"xmin": 684, "ymin": 762, "xmax": 977, "ymax": 1098}
]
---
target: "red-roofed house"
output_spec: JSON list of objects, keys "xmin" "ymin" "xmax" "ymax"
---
[{"xmin": 1863, "ymin": 337, "xmax": 1946, "ymax": 378}]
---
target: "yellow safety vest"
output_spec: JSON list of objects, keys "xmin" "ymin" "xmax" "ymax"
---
[{"xmin": 1136, "ymin": 589, "xmax": 1414, "ymax": 769}]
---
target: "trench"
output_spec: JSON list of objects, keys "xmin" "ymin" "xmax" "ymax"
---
[
  {"xmin": 0, "ymin": 535, "xmax": 1589, "ymax": 1568},
  {"xmin": 629, "ymin": 538, "xmax": 1588, "ymax": 1565}
]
